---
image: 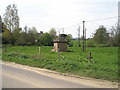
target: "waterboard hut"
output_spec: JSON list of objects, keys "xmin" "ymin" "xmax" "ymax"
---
[{"xmin": 53, "ymin": 34, "xmax": 68, "ymax": 52}]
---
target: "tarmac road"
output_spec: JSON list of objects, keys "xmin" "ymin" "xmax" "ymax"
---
[{"xmin": 1, "ymin": 62, "xmax": 117, "ymax": 88}]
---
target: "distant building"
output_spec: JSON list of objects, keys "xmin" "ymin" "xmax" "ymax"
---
[
  {"xmin": 40, "ymin": 31, "xmax": 43, "ymax": 34},
  {"xmin": 118, "ymin": 1, "xmax": 120, "ymax": 29},
  {"xmin": 53, "ymin": 34, "xmax": 68, "ymax": 52}
]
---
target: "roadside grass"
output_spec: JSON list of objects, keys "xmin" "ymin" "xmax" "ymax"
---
[{"xmin": 2, "ymin": 45, "xmax": 118, "ymax": 82}]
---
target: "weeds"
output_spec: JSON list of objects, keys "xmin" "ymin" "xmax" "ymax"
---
[{"xmin": 2, "ymin": 46, "xmax": 118, "ymax": 82}]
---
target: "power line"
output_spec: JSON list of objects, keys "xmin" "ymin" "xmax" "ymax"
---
[
  {"xmin": 64, "ymin": 22, "xmax": 82, "ymax": 29},
  {"xmin": 64, "ymin": 16, "xmax": 118, "ymax": 29},
  {"xmin": 86, "ymin": 21, "xmax": 117, "ymax": 27},
  {"xmin": 86, "ymin": 16, "xmax": 118, "ymax": 22},
  {"xmin": 27, "ymin": 16, "xmax": 118, "ymax": 35},
  {"xmin": 36, "ymin": 16, "xmax": 119, "ymax": 29}
]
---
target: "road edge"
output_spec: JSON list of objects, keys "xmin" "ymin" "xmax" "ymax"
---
[{"xmin": 1, "ymin": 61, "xmax": 119, "ymax": 88}]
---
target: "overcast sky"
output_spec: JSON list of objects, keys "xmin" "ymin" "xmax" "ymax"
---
[{"xmin": 0, "ymin": 0, "xmax": 119, "ymax": 38}]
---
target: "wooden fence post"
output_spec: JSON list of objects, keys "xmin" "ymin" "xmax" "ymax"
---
[
  {"xmin": 58, "ymin": 48, "xmax": 60, "ymax": 60},
  {"xmin": 39, "ymin": 47, "xmax": 41, "ymax": 56},
  {"xmin": 88, "ymin": 51, "xmax": 92, "ymax": 62}
]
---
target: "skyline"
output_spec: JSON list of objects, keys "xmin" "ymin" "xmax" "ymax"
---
[{"xmin": 0, "ymin": 0, "xmax": 119, "ymax": 38}]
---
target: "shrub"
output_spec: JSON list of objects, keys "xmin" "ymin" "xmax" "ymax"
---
[{"xmin": 87, "ymin": 40, "xmax": 95, "ymax": 47}]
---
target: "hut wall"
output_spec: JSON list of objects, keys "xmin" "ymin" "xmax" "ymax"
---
[
  {"xmin": 54, "ymin": 43, "xmax": 58, "ymax": 52},
  {"xmin": 54, "ymin": 43, "xmax": 67, "ymax": 52}
]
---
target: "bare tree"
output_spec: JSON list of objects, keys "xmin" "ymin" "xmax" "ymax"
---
[
  {"xmin": 3, "ymin": 4, "xmax": 19, "ymax": 32},
  {"xmin": 28, "ymin": 27, "xmax": 38, "ymax": 34},
  {"xmin": 49, "ymin": 28, "xmax": 56, "ymax": 36},
  {"xmin": 49, "ymin": 28, "xmax": 57, "ymax": 39},
  {"xmin": 109, "ymin": 25, "xmax": 120, "ymax": 46}
]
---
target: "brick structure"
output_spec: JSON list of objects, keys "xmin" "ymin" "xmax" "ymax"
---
[{"xmin": 53, "ymin": 34, "xmax": 68, "ymax": 52}]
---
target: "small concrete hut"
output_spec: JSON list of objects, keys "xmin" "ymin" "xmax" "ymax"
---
[{"xmin": 53, "ymin": 34, "xmax": 68, "ymax": 52}]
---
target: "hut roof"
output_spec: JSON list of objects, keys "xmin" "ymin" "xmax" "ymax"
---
[{"xmin": 53, "ymin": 36, "xmax": 68, "ymax": 43}]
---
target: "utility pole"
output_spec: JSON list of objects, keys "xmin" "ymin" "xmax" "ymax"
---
[
  {"xmin": 62, "ymin": 28, "xmax": 64, "ymax": 34},
  {"xmin": 82, "ymin": 21, "xmax": 85, "ymax": 51},
  {"xmin": 78, "ymin": 26, "xmax": 80, "ymax": 47},
  {"xmin": 85, "ymin": 28, "xmax": 86, "ymax": 51},
  {"xmin": 58, "ymin": 29, "xmax": 60, "ymax": 36}
]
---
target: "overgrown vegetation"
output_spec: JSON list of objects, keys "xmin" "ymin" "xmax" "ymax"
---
[
  {"xmin": 2, "ymin": 45, "xmax": 119, "ymax": 82},
  {"xmin": 1, "ymin": 3, "xmax": 119, "ymax": 83},
  {"xmin": 93, "ymin": 25, "xmax": 120, "ymax": 47}
]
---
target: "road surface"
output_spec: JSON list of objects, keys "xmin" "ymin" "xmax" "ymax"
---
[{"xmin": 1, "ymin": 62, "xmax": 117, "ymax": 88}]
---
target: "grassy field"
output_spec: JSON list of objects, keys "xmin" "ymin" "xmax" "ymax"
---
[{"xmin": 2, "ymin": 44, "xmax": 119, "ymax": 82}]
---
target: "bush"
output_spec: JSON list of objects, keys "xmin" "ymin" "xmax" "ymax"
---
[{"xmin": 87, "ymin": 40, "xmax": 95, "ymax": 47}]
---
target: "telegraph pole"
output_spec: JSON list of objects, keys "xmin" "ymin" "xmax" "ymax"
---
[
  {"xmin": 62, "ymin": 28, "xmax": 64, "ymax": 34},
  {"xmin": 58, "ymin": 30, "xmax": 60, "ymax": 35},
  {"xmin": 78, "ymin": 26, "xmax": 80, "ymax": 47},
  {"xmin": 85, "ymin": 28, "xmax": 86, "ymax": 51},
  {"xmin": 82, "ymin": 21, "xmax": 85, "ymax": 51}
]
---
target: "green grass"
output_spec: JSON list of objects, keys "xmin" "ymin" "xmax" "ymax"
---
[
  {"xmin": 2, "ymin": 45, "xmax": 119, "ymax": 82},
  {"xmin": 71, "ymin": 39, "xmax": 111, "ymax": 47}
]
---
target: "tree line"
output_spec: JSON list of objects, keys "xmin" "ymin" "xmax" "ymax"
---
[
  {"xmin": 1, "ymin": 4, "xmax": 72, "ymax": 46},
  {"xmin": 2, "ymin": 23, "xmax": 72, "ymax": 46},
  {"xmin": 1, "ymin": 4, "xmax": 120, "ymax": 47},
  {"xmin": 88, "ymin": 25, "xmax": 120, "ymax": 47}
]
